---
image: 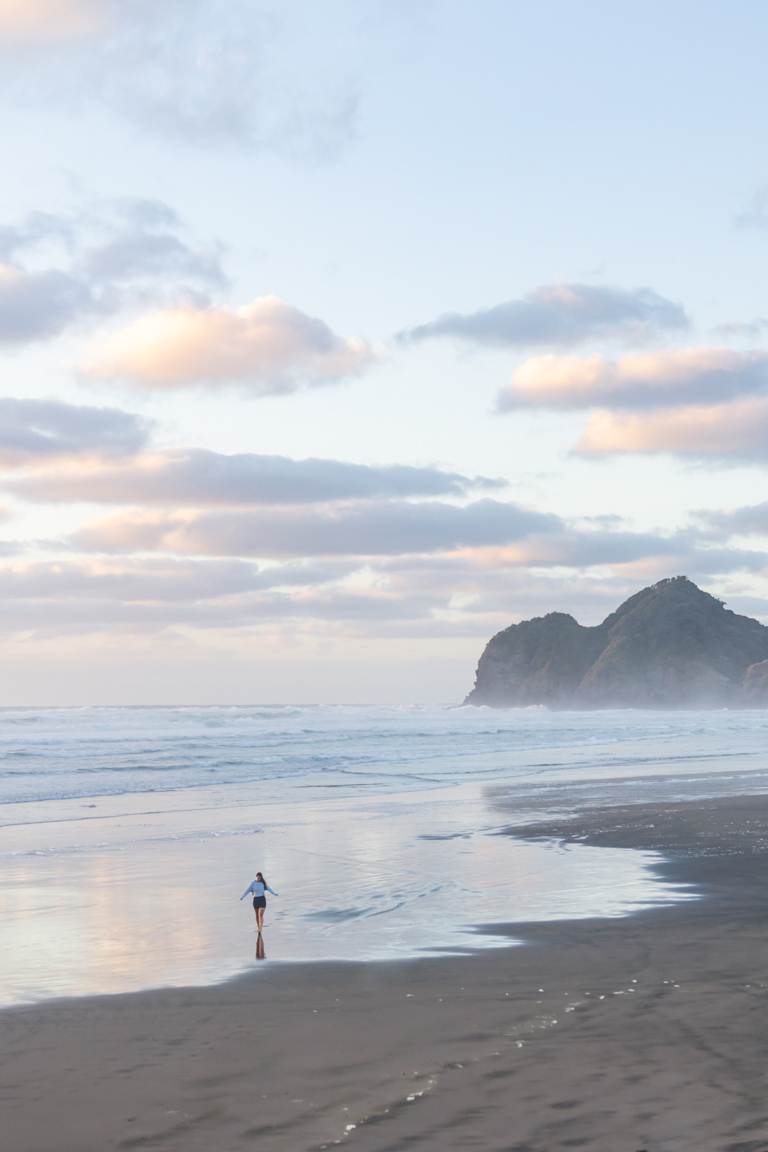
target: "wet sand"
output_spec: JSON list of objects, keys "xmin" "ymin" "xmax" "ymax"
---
[{"xmin": 4, "ymin": 795, "xmax": 768, "ymax": 1152}]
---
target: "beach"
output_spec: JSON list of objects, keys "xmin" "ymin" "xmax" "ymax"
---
[{"xmin": 5, "ymin": 793, "xmax": 768, "ymax": 1152}]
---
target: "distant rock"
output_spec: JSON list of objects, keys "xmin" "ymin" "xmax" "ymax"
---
[{"xmin": 464, "ymin": 576, "xmax": 768, "ymax": 708}]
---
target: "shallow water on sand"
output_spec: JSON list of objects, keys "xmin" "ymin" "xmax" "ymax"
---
[{"xmin": 2, "ymin": 705, "xmax": 767, "ymax": 1004}]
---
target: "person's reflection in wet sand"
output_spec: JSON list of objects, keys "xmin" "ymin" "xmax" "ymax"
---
[{"xmin": 255, "ymin": 933, "xmax": 266, "ymax": 961}]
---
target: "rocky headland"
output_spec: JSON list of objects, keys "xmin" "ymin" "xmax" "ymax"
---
[{"xmin": 465, "ymin": 575, "xmax": 768, "ymax": 708}]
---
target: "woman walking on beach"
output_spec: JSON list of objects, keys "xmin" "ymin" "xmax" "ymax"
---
[{"xmin": 240, "ymin": 871, "xmax": 278, "ymax": 933}]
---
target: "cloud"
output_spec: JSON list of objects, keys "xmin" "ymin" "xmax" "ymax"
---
[
  {"xmin": 82, "ymin": 296, "xmax": 376, "ymax": 391},
  {"xmin": 445, "ymin": 534, "xmax": 762, "ymax": 575},
  {"xmin": 373, "ymin": 539, "xmax": 768, "ymax": 643},
  {"xmin": 0, "ymin": 262, "xmax": 93, "ymax": 342},
  {"xmin": 734, "ymin": 187, "xmax": 768, "ymax": 229},
  {"xmin": 379, "ymin": 534, "xmax": 768, "ymax": 578},
  {"xmin": 0, "ymin": 0, "xmax": 104, "ymax": 42},
  {"xmin": 68, "ymin": 500, "xmax": 767, "ymax": 578},
  {"xmin": 365, "ymin": 541, "xmax": 768, "ymax": 640},
  {"xmin": 713, "ymin": 318, "xmax": 768, "ymax": 340},
  {"xmin": 379, "ymin": 559, "xmax": 758, "ymax": 630},
  {"xmin": 65, "ymin": 492, "xmax": 766, "ymax": 590},
  {"xmin": 381, "ymin": 558, "xmax": 640, "ymax": 613},
  {"xmin": 0, "ymin": 589, "xmax": 441, "ymax": 637},
  {"xmin": 695, "ymin": 503, "xmax": 768, "ymax": 539},
  {"xmin": 497, "ymin": 349, "xmax": 768, "ymax": 465},
  {"xmin": 0, "ymin": 198, "xmax": 226, "ymax": 344},
  {"xmin": 0, "ymin": 1, "xmax": 359, "ymax": 158},
  {"xmin": 0, "ymin": 557, "xmax": 351, "ymax": 602},
  {"xmin": 0, "ymin": 398, "xmax": 148, "ymax": 466},
  {"xmin": 3, "ymin": 524, "xmax": 764, "ymax": 641},
  {"xmin": 400, "ymin": 284, "xmax": 687, "ymax": 348},
  {"xmin": 0, "ymin": 556, "xmax": 438, "ymax": 637},
  {"xmin": 71, "ymin": 499, "xmax": 561, "ymax": 558},
  {"xmin": 0, "ymin": 210, "xmax": 76, "ymax": 257},
  {"xmin": 3, "ymin": 540, "xmax": 751, "ymax": 642},
  {"xmin": 470, "ymin": 530, "xmax": 684, "ymax": 568},
  {"xmin": 574, "ymin": 398, "xmax": 768, "ymax": 461},
  {"xmin": 8, "ymin": 449, "xmax": 502, "ymax": 505},
  {"xmin": 497, "ymin": 349, "xmax": 768, "ymax": 412},
  {"xmin": 81, "ymin": 231, "xmax": 224, "ymax": 289},
  {"xmin": 81, "ymin": 197, "xmax": 225, "ymax": 289}
]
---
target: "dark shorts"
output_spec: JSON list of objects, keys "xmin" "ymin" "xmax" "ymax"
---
[{"xmin": 253, "ymin": 896, "xmax": 267, "ymax": 910}]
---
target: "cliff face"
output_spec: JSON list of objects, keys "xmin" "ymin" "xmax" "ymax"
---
[{"xmin": 465, "ymin": 577, "xmax": 768, "ymax": 708}]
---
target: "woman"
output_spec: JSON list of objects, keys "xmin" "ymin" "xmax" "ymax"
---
[{"xmin": 240, "ymin": 871, "xmax": 278, "ymax": 933}]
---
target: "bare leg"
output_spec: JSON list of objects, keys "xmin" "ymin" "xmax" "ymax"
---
[{"xmin": 257, "ymin": 906, "xmax": 265, "ymax": 932}]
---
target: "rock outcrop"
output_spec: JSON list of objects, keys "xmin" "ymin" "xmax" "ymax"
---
[{"xmin": 465, "ymin": 576, "xmax": 768, "ymax": 708}]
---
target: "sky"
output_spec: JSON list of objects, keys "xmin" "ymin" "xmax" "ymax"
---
[{"xmin": 2, "ymin": 0, "xmax": 768, "ymax": 705}]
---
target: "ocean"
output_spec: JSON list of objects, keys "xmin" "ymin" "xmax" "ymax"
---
[{"xmin": 2, "ymin": 704, "xmax": 768, "ymax": 1006}]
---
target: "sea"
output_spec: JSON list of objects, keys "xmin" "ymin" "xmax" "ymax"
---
[{"xmin": 2, "ymin": 704, "xmax": 768, "ymax": 1007}]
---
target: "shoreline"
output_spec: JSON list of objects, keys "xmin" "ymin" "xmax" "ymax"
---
[
  {"xmin": 1, "ymin": 774, "xmax": 683, "ymax": 1005},
  {"xmin": 5, "ymin": 794, "xmax": 768, "ymax": 1150}
]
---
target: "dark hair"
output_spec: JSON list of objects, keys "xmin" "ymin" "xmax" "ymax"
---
[{"xmin": 256, "ymin": 871, "xmax": 265, "ymax": 883}]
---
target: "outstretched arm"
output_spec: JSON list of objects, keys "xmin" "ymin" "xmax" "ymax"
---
[
  {"xmin": 266, "ymin": 886, "xmax": 279, "ymax": 896},
  {"xmin": 240, "ymin": 882, "xmax": 254, "ymax": 901}
]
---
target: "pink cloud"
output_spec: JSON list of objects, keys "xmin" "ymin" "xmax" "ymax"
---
[
  {"xmin": 0, "ymin": 0, "xmax": 105, "ymax": 41},
  {"xmin": 498, "ymin": 348, "xmax": 768, "ymax": 411},
  {"xmin": 575, "ymin": 398, "xmax": 768, "ymax": 459},
  {"xmin": 82, "ymin": 296, "xmax": 376, "ymax": 393}
]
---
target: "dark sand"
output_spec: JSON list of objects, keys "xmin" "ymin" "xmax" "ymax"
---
[{"xmin": 5, "ymin": 796, "xmax": 768, "ymax": 1152}]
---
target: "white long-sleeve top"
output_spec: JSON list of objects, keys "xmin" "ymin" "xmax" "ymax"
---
[{"xmin": 240, "ymin": 880, "xmax": 279, "ymax": 900}]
